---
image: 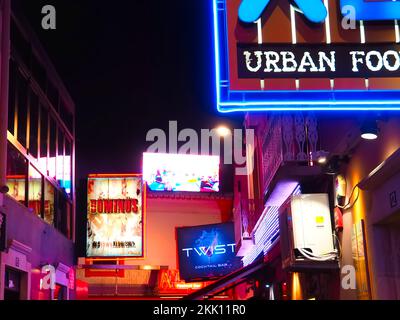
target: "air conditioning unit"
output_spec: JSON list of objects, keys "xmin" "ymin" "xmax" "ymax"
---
[{"xmin": 279, "ymin": 194, "xmax": 339, "ymax": 271}]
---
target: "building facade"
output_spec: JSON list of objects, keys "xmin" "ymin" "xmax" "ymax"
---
[
  {"xmin": 76, "ymin": 189, "xmax": 233, "ymax": 300},
  {"xmin": 229, "ymin": 112, "xmax": 400, "ymax": 300},
  {"xmin": 0, "ymin": 0, "xmax": 76, "ymax": 300}
]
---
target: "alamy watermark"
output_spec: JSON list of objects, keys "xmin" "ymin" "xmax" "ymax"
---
[
  {"xmin": 41, "ymin": 5, "xmax": 56, "ymax": 30},
  {"xmin": 146, "ymin": 121, "xmax": 255, "ymax": 176}
]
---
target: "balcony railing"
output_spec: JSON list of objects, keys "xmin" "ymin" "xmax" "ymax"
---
[{"xmin": 260, "ymin": 113, "xmax": 319, "ymax": 194}]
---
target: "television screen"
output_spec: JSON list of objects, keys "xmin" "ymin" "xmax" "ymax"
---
[
  {"xmin": 143, "ymin": 153, "xmax": 220, "ymax": 192},
  {"xmin": 177, "ymin": 222, "xmax": 241, "ymax": 282}
]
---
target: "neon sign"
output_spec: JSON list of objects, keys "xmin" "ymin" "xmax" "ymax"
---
[
  {"xmin": 239, "ymin": 0, "xmax": 327, "ymax": 24},
  {"xmin": 213, "ymin": 0, "xmax": 400, "ymax": 112},
  {"xmin": 341, "ymin": 0, "xmax": 400, "ymax": 21}
]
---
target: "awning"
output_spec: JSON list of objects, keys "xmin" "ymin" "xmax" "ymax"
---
[{"xmin": 181, "ymin": 258, "xmax": 266, "ymax": 300}]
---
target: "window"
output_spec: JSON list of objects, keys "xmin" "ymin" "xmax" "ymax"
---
[
  {"xmin": 8, "ymin": 60, "xmax": 17, "ymax": 135},
  {"xmin": 47, "ymin": 80, "xmax": 59, "ymax": 110},
  {"xmin": 60, "ymin": 99, "xmax": 73, "ymax": 134},
  {"xmin": 29, "ymin": 91, "xmax": 39, "ymax": 159},
  {"xmin": 16, "ymin": 72, "xmax": 28, "ymax": 148},
  {"xmin": 56, "ymin": 129, "xmax": 64, "ymax": 188},
  {"xmin": 28, "ymin": 165, "xmax": 42, "ymax": 218},
  {"xmin": 64, "ymin": 139, "xmax": 72, "ymax": 196},
  {"xmin": 39, "ymin": 105, "xmax": 48, "ymax": 173},
  {"xmin": 31, "ymin": 53, "xmax": 46, "ymax": 91},
  {"xmin": 4, "ymin": 268, "xmax": 22, "ymax": 301},
  {"xmin": 6, "ymin": 143, "xmax": 27, "ymax": 204},
  {"xmin": 10, "ymin": 20, "xmax": 30, "ymax": 70},
  {"xmin": 44, "ymin": 180, "xmax": 55, "ymax": 226},
  {"xmin": 49, "ymin": 117, "xmax": 57, "ymax": 180}
]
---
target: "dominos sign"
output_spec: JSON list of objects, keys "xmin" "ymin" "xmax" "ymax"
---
[{"xmin": 213, "ymin": 0, "xmax": 400, "ymax": 112}]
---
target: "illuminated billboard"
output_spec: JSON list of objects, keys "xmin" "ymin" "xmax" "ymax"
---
[
  {"xmin": 177, "ymin": 222, "xmax": 241, "ymax": 282},
  {"xmin": 213, "ymin": 0, "xmax": 400, "ymax": 112},
  {"xmin": 86, "ymin": 175, "xmax": 144, "ymax": 257},
  {"xmin": 143, "ymin": 153, "xmax": 220, "ymax": 192}
]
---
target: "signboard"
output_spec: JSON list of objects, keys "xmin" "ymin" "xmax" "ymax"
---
[
  {"xmin": 177, "ymin": 222, "xmax": 241, "ymax": 282},
  {"xmin": 213, "ymin": 0, "xmax": 400, "ymax": 111},
  {"xmin": 143, "ymin": 153, "xmax": 220, "ymax": 192},
  {"xmin": 86, "ymin": 175, "xmax": 145, "ymax": 257},
  {"xmin": 0, "ymin": 212, "xmax": 6, "ymax": 252},
  {"xmin": 158, "ymin": 269, "xmax": 210, "ymax": 294}
]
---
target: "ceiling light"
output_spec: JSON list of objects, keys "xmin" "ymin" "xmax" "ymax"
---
[{"xmin": 361, "ymin": 120, "xmax": 379, "ymax": 140}]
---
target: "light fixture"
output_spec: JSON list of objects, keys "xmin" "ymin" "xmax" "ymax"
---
[
  {"xmin": 311, "ymin": 150, "xmax": 330, "ymax": 164},
  {"xmin": 216, "ymin": 126, "xmax": 231, "ymax": 137},
  {"xmin": 361, "ymin": 120, "xmax": 379, "ymax": 140}
]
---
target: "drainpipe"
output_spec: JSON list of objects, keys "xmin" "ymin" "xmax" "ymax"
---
[{"xmin": 0, "ymin": 0, "xmax": 10, "ymax": 206}]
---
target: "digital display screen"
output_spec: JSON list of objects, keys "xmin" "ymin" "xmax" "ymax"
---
[
  {"xmin": 143, "ymin": 153, "xmax": 220, "ymax": 193},
  {"xmin": 86, "ymin": 175, "xmax": 144, "ymax": 257},
  {"xmin": 177, "ymin": 222, "xmax": 241, "ymax": 282}
]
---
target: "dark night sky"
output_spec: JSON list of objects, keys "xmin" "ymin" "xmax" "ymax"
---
[
  {"xmin": 17, "ymin": 0, "xmax": 243, "ymax": 255},
  {"xmin": 18, "ymin": 0, "xmax": 243, "ymax": 188}
]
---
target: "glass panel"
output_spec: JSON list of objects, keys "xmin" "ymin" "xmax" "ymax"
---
[
  {"xmin": 29, "ymin": 90, "xmax": 39, "ymax": 159},
  {"xmin": 31, "ymin": 53, "xmax": 46, "ymax": 91},
  {"xmin": 8, "ymin": 60, "xmax": 16, "ymax": 135},
  {"xmin": 16, "ymin": 72, "xmax": 28, "ymax": 148},
  {"xmin": 64, "ymin": 139, "xmax": 72, "ymax": 196},
  {"xmin": 6, "ymin": 143, "xmax": 27, "ymax": 204},
  {"xmin": 47, "ymin": 81, "xmax": 59, "ymax": 110},
  {"xmin": 10, "ymin": 20, "xmax": 31, "ymax": 70},
  {"xmin": 56, "ymin": 129, "xmax": 64, "ymax": 188},
  {"xmin": 28, "ymin": 165, "xmax": 42, "ymax": 218},
  {"xmin": 49, "ymin": 117, "xmax": 57, "ymax": 180},
  {"xmin": 44, "ymin": 180, "xmax": 55, "ymax": 226},
  {"xmin": 39, "ymin": 106, "xmax": 48, "ymax": 173},
  {"xmin": 60, "ymin": 99, "xmax": 73, "ymax": 133}
]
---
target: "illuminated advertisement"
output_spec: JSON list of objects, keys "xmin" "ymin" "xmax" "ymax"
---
[
  {"xmin": 86, "ymin": 175, "xmax": 144, "ymax": 257},
  {"xmin": 158, "ymin": 269, "xmax": 211, "ymax": 294},
  {"xmin": 143, "ymin": 153, "xmax": 220, "ymax": 192},
  {"xmin": 177, "ymin": 222, "xmax": 241, "ymax": 282},
  {"xmin": 213, "ymin": 0, "xmax": 400, "ymax": 112}
]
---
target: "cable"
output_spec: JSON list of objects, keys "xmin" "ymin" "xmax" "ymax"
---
[
  {"xmin": 337, "ymin": 183, "xmax": 360, "ymax": 210},
  {"xmin": 332, "ymin": 232, "xmax": 343, "ymax": 260},
  {"xmin": 297, "ymin": 248, "xmax": 338, "ymax": 262}
]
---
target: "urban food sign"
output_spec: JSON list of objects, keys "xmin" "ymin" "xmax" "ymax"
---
[
  {"xmin": 239, "ymin": 44, "xmax": 400, "ymax": 79},
  {"xmin": 0, "ymin": 212, "xmax": 6, "ymax": 252},
  {"xmin": 86, "ymin": 175, "xmax": 144, "ymax": 257},
  {"xmin": 214, "ymin": 0, "xmax": 400, "ymax": 111}
]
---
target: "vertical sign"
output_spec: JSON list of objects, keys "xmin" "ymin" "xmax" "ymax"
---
[{"xmin": 86, "ymin": 175, "xmax": 145, "ymax": 257}]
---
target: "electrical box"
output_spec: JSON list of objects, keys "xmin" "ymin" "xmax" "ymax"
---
[{"xmin": 280, "ymin": 194, "xmax": 339, "ymax": 271}]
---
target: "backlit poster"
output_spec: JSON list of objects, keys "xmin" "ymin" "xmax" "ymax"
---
[{"xmin": 86, "ymin": 175, "xmax": 144, "ymax": 257}]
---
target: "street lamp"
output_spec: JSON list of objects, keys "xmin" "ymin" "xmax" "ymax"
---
[{"xmin": 216, "ymin": 126, "xmax": 232, "ymax": 137}]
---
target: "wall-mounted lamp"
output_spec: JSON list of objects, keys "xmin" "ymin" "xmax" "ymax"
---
[{"xmin": 311, "ymin": 150, "xmax": 330, "ymax": 165}]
